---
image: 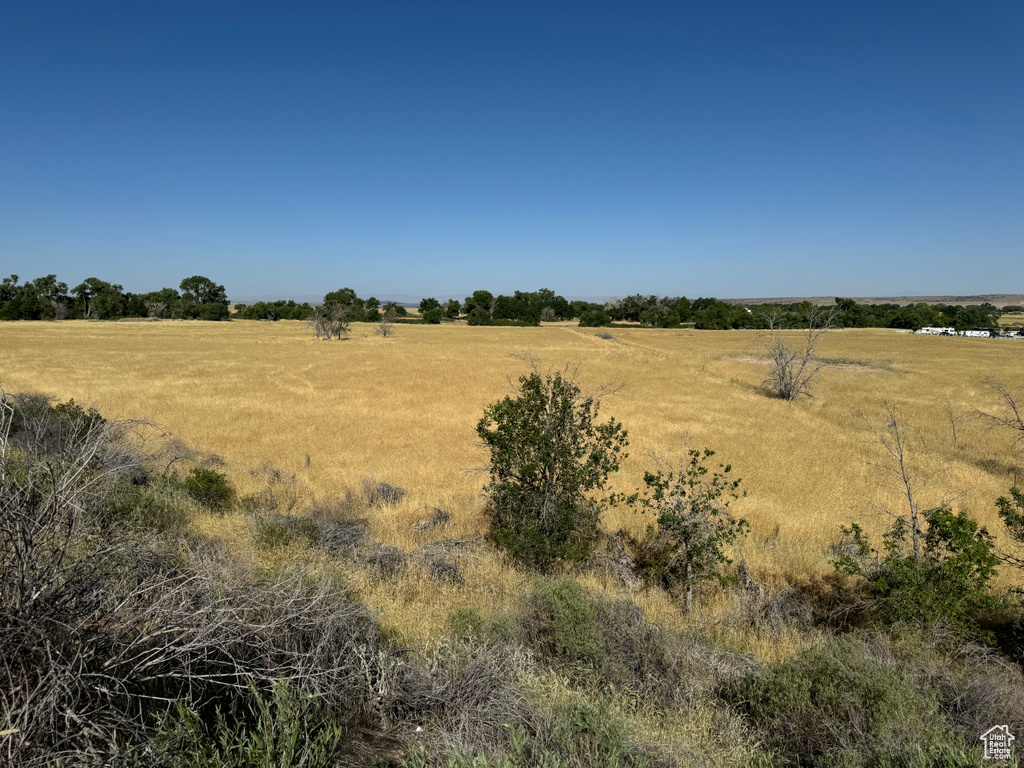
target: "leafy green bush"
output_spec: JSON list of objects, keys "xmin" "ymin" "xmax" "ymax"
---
[
  {"xmin": 182, "ymin": 467, "xmax": 235, "ymax": 510},
  {"xmin": 632, "ymin": 449, "xmax": 747, "ymax": 610},
  {"xmin": 448, "ymin": 606, "xmax": 516, "ymax": 644},
  {"xmin": 832, "ymin": 507, "xmax": 1000, "ymax": 633},
  {"xmin": 996, "ymin": 486, "xmax": 1024, "ymax": 568},
  {"xmin": 467, "ymin": 307, "xmax": 493, "ymax": 325},
  {"xmin": 477, "ymin": 367, "xmax": 628, "ymax": 569},
  {"xmin": 578, "ymin": 309, "xmax": 610, "ymax": 327}
]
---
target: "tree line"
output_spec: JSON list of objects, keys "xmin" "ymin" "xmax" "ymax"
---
[
  {"xmin": 1, "ymin": 273, "xmax": 1009, "ymax": 331},
  {"xmin": 0, "ymin": 274, "xmax": 229, "ymax": 321}
]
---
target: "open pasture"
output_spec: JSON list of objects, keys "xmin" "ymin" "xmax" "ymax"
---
[{"xmin": 2, "ymin": 319, "xmax": 1020, "ymax": 589}]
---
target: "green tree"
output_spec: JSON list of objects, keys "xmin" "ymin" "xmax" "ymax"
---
[
  {"xmin": 72, "ymin": 277, "xmax": 121, "ymax": 319},
  {"xmin": 382, "ymin": 301, "xmax": 407, "ymax": 317},
  {"xmin": 635, "ymin": 449, "xmax": 746, "ymax": 610},
  {"xmin": 578, "ymin": 308, "xmax": 610, "ymax": 327},
  {"xmin": 639, "ymin": 305, "xmax": 681, "ymax": 328},
  {"xmin": 463, "ymin": 290, "xmax": 494, "ymax": 317},
  {"xmin": 422, "ymin": 307, "xmax": 443, "ymax": 324},
  {"xmin": 419, "ymin": 297, "xmax": 441, "ymax": 314},
  {"xmin": 179, "ymin": 275, "xmax": 228, "ymax": 305},
  {"xmin": 443, "ymin": 299, "xmax": 461, "ymax": 319},
  {"xmin": 323, "ymin": 287, "xmax": 365, "ymax": 322},
  {"xmin": 476, "ymin": 366, "xmax": 628, "ymax": 570},
  {"xmin": 467, "ymin": 306, "xmax": 492, "ymax": 325}
]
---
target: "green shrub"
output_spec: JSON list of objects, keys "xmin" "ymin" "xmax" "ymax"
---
[
  {"xmin": 632, "ymin": 449, "xmax": 747, "ymax": 610},
  {"xmin": 723, "ymin": 633, "xmax": 972, "ymax": 767},
  {"xmin": 400, "ymin": 697, "xmax": 654, "ymax": 768},
  {"xmin": 253, "ymin": 515, "xmax": 320, "ymax": 550},
  {"xmin": 518, "ymin": 579, "xmax": 683, "ymax": 704},
  {"xmin": 467, "ymin": 307, "xmax": 493, "ymax": 326},
  {"xmin": 105, "ymin": 479, "xmax": 192, "ymax": 532},
  {"xmin": 832, "ymin": 507, "xmax": 1000, "ymax": 633},
  {"xmin": 423, "ymin": 307, "xmax": 443, "ymax": 324},
  {"xmin": 182, "ymin": 467, "xmax": 235, "ymax": 510},
  {"xmin": 578, "ymin": 309, "xmax": 610, "ymax": 327},
  {"xmin": 477, "ymin": 367, "xmax": 628, "ymax": 570},
  {"xmin": 146, "ymin": 680, "xmax": 343, "ymax": 768},
  {"xmin": 522, "ymin": 578, "xmax": 608, "ymax": 678},
  {"xmin": 531, "ymin": 696, "xmax": 653, "ymax": 768},
  {"xmin": 448, "ymin": 606, "xmax": 516, "ymax": 644}
]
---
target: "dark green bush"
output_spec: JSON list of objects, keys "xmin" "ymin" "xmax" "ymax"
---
[
  {"xmin": 832, "ymin": 507, "xmax": 1000, "ymax": 634},
  {"xmin": 578, "ymin": 309, "xmax": 610, "ymax": 327},
  {"xmin": 467, "ymin": 307, "xmax": 493, "ymax": 326},
  {"xmin": 477, "ymin": 368, "xmax": 627, "ymax": 570},
  {"xmin": 182, "ymin": 467, "xmax": 235, "ymax": 510},
  {"xmin": 723, "ymin": 633, "xmax": 974, "ymax": 767}
]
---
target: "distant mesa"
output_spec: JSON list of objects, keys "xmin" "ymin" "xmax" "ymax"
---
[{"xmin": 723, "ymin": 294, "xmax": 1024, "ymax": 307}]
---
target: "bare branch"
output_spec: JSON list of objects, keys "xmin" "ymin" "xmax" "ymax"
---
[
  {"xmin": 757, "ymin": 309, "xmax": 834, "ymax": 400},
  {"xmin": 976, "ymin": 377, "xmax": 1024, "ymax": 451}
]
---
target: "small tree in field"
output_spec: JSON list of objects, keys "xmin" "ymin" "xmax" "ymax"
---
[
  {"xmin": 307, "ymin": 306, "xmax": 348, "ymax": 340},
  {"xmin": 634, "ymin": 449, "xmax": 746, "ymax": 610},
  {"xmin": 476, "ymin": 364, "xmax": 627, "ymax": 570},
  {"xmin": 376, "ymin": 307, "xmax": 397, "ymax": 337},
  {"xmin": 758, "ymin": 308, "xmax": 833, "ymax": 400}
]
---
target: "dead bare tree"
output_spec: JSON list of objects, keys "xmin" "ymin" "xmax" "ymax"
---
[
  {"xmin": 976, "ymin": 377, "xmax": 1024, "ymax": 452},
  {"xmin": 145, "ymin": 300, "xmax": 167, "ymax": 319},
  {"xmin": 307, "ymin": 305, "xmax": 349, "ymax": 340},
  {"xmin": 943, "ymin": 399, "xmax": 968, "ymax": 451},
  {"xmin": 758, "ymin": 308, "xmax": 834, "ymax": 400},
  {"xmin": 376, "ymin": 307, "xmax": 397, "ymax": 338},
  {"xmin": 860, "ymin": 401, "xmax": 951, "ymax": 558}
]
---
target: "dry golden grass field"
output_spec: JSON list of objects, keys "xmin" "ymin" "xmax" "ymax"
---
[{"xmin": 2, "ymin": 319, "xmax": 1022, "ymax": 654}]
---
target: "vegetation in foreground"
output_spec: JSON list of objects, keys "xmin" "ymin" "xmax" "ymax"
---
[{"xmin": 3, "ymin": 375, "xmax": 1023, "ymax": 767}]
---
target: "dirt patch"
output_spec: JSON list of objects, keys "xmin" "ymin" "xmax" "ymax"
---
[{"xmin": 731, "ymin": 356, "xmax": 888, "ymax": 373}]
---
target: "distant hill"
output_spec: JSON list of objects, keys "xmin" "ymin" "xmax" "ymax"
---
[{"xmin": 723, "ymin": 294, "xmax": 1024, "ymax": 307}]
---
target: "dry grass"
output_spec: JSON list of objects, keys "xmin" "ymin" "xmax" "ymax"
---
[{"xmin": 2, "ymin": 319, "xmax": 1022, "ymax": 649}]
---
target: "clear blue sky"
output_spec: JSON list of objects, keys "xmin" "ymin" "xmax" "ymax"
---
[{"xmin": 2, "ymin": 1, "xmax": 1021, "ymax": 301}]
